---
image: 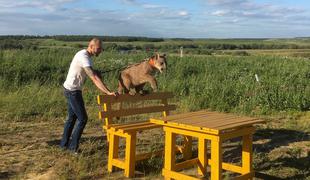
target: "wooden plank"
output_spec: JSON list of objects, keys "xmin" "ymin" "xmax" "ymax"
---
[
  {"xmin": 164, "ymin": 126, "xmax": 219, "ymax": 140},
  {"xmin": 164, "ymin": 129, "xmax": 176, "ymax": 178},
  {"xmin": 207, "ymin": 159, "xmax": 244, "ymax": 174},
  {"xmin": 200, "ymin": 117, "xmax": 259, "ymax": 129},
  {"xmin": 108, "ymin": 134, "xmax": 119, "ymax": 172},
  {"xmin": 242, "ymin": 134, "xmax": 253, "ymax": 175},
  {"xmin": 97, "ymin": 92, "xmax": 174, "ymax": 104},
  {"xmin": 171, "ymin": 114, "xmax": 252, "ymax": 127},
  {"xmin": 211, "ymin": 137, "xmax": 222, "ymax": 180},
  {"xmin": 165, "ymin": 114, "xmax": 237, "ymax": 127},
  {"xmin": 124, "ymin": 133, "xmax": 136, "ymax": 177},
  {"xmin": 161, "ymin": 110, "xmax": 218, "ymax": 122},
  {"xmin": 166, "ymin": 113, "xmax": 236, "ymax": 124},
  {"xmin": 174, "ymin": 158, "xmax": 198, "ymax": 171},
  {"xmin": 100, "ymin": 105, "xmax": 177, "ymax": 119},
  {"xmin": 167, "ymin": 115, "xmax": 260, "ymax": 130},
  {"xmin": 232, "ymin": 172, "xmax": 254, "ymax": 180},
  {"xmin": 162, "ymin": 169, "xmax": 201, "ymax": 180},
  {"xmin": 109, "ymin": 121, "xmax": 151, "ymax": 131},
  {"xmin": 120, "ymin": 123, "xmax": 162, "ymax": 133},
  {"xmin": 216, "ymin": 119, "xmax": 264, "ymax": 131},
  {"xmin": 161, "ymin": 99, "xmax": 169, "ymax": 117},
  {"xmin": 220, "ymin": 127, "xmax": 255, "ymax": 140},
  {"xmin": 168, "ymin": 121, "xmax": 219, "ymax": 134},
  {"xmin": 111, "ymin": 159, "xmax": 126, "ymax": 169},
  {"xmin": 198, "ymin": 138, "xmax": 207, "ymax": 176}
]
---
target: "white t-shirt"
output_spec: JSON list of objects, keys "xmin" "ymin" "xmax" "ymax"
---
[{"xmin": 63, "ymin": 49, "xmax": 93, "ymax": 91}]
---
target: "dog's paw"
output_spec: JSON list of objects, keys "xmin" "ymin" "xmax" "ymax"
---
[{"xmin": 129, "ymin": 91, "xmax": 136, "ymax": 96}]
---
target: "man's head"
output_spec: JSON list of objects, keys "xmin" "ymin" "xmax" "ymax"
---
[{"xmin": 87, "ymin": 38, "xmax": 102, "ymax": 57}]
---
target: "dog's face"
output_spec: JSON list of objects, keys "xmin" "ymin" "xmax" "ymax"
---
[{"xmin": 153, "ymin": 54, "xmax": 167, "ymax": 73}]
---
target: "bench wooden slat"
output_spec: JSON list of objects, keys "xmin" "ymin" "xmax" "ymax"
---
[
  {"xmin": 100, "ymin": 105, "xmax": 177, "ymax": 119},
  {"xmin": 109, "ymin": 121, "xmax": 151, "ymax": 131},
  {"xmin": 119, "ymin": 123, "xmax": 162, "ymax": 133},
  {"xmin": 97, "ymin": 92, "xmax": 174, "ymax": 104}
]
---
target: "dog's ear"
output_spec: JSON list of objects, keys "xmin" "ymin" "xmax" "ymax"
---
[
  {"xmin": 162, "ymin": 53, "xmax": 166, "ymax": 58},
  {"xmin": 155, "ymin": 53, "xmax": 160, "ymax": 60}
]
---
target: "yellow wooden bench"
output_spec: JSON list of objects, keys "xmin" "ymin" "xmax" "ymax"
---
[{"xmin": 97, "ymin": 92, "xmax": 177, "ymax": 177}]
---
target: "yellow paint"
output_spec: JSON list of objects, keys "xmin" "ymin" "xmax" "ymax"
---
[
  {"xmin": 97, "ymin": 92, "xmax": 175, "ymax": 178},
  {"xmin": 183, "ymin": 136, "xmax": 192, "ymax": 160},
  {"xmin": 124, "ymin": 133, "xmax": 136, "ymax": 177},
  {"xmin": 242, "ymin": 134, "xmax": 253, "ymax": 175},
  {"xmin": 211, "ymin": 137, "xmax": 222, "ymax": 180},
  {"xmin": 108, "ymin": 134, "xmax": 119, "ymax": 172},
  {"xmin": 198, "ymin": 138, "xmax": 207, "ymax": 176},
  {"xmin": 175, "ymin": 158, "xmax": 198, "ymax": 171},
  {"xmin": 164, "ymin": 127, "xmax": 176, "ymax": 180},
  {"xmin": 161, "ymin": 125, "xmax": 255, "ymax": 180},
  {"xmin": 150, "ymin": 118, "xmax": 220, "ymax": 135},
  {"xmin": 162, "ymin": 168, "xmax": 200, "ymax": 180}
]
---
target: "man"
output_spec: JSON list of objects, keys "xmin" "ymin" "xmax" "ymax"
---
[{"xmin": 60, "ymin": 38, "xmax": 117, "ymax": 153}]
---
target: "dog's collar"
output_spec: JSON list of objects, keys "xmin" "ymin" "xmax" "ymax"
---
[{"xmin": 149, "ymin": 58, "xmax": 155, "ymax": 67}]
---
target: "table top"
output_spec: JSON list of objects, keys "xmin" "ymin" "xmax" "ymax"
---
[{"xmin": 150, "ymin": 110, "xmax": 265, "ymax": 134}]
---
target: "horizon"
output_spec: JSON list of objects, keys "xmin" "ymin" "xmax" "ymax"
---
[
  {"xmin": 1, "ymin": 35, "xmax": 310, "ymax": 40},
  {"xmin": 1, "ymin": 0, "xmax": 310, "ymax": 38}
]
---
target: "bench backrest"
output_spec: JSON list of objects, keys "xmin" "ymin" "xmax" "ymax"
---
[{"xmin": 97, "ymin": 92, "xmax": 176, "ymax": 128}]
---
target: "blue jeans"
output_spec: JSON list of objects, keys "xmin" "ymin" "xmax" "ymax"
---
[{"xmin": 60, "ymin": 88, "xmax": 88, "ymax": 151}]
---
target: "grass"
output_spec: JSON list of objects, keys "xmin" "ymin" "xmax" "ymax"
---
[{"xmin": 0, "ymin": 38, "xmax": 309, "ymax": 179}]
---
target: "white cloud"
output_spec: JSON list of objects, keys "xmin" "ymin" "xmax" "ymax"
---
[
  {"xmin": 212, "ymin": 10, "xmax": 229, "ymax": 16},
  {"xmin": 178, "ymin": 11, "xmax": 189, "ymax": 16},
  {"xmin": 0, "ymin": 0, "xmax": 76, "ymax": 11}
]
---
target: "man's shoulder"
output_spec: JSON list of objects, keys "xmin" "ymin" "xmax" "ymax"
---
[
  {"xmin": 73, "ymin": 49, "xmax": 92, "ymax": 67},
  {"xmin": 75, "ymin": 49, "xmax": 89, "ymax": 57},
  {"xmin": 74, "ymin": 49, "xmax": 91, "ymax": 61}
]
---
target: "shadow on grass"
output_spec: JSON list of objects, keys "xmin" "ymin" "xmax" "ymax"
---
[
  {"xmin": 47, "ymin": 135, "xmax": 108, "ymax": 154},
  {"xmin": 253, "ymin": 128, "xmax": 309, "ymax": 152},
  {"xmin": 220, "ymin": 128, "xmax": 309, "ymax": 179}
]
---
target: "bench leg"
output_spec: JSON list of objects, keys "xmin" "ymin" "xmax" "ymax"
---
[
  {"xmin": 211, "ymin": 137, "xmax": 222, "ymax": 180},
  {"xmin": 183, "ymin": 135, "xmax": 192, "ymax": 160},
  {"xmin": 198, "ymin": 138, "xmax": 207, "ymax": 176},
  {"xmin": 124, "ymin": 133, "xmax": 136, "ymax": 178},
  {"xmin": 108, "ymin": 133, "xmax": 119, "ymax": 172},
  {"xmin": 242, "ymin": 134, "xmax": 253, "ymax": 179},
  {"xmin": 164, "ymin": 128, "xmax": 176, "ymax": 180}
]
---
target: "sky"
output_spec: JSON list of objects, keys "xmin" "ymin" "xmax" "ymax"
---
[{"xmin": 1, "ymin": 0, "xmax": 310, "ymax": 38}]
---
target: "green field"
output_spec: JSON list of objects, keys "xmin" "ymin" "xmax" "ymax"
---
[{"xmin": 0, "ymin": 37, "xmax": 309, "ymax": 179}]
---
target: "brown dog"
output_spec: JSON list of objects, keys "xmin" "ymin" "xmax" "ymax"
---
[{"xmin": 118, "ymin": 53, "xmax": 167, "ymax": 95}]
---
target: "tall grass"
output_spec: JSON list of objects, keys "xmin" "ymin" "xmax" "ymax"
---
[{"xmin": 0, "ymin": 48, "xmax": 309, "ymax": 121}]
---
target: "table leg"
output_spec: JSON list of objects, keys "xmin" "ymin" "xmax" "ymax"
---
[
  {"xmin": 183, "ymin": 135, "xmax": 192, "ymax": 160},
  {"xmin": 198, "ymin": 138, "xmax": 207, "ymax": 176},
  {"xmin": 211, "ymin": 137, "xmax": 222, "ymax": 180},
  {"xmin": 164, "ymin": 128, "xmax": 176, "ymax": 180},
  {"xmin": 242, "ymin": 134, "xmax": 253, "ymax": 179}
]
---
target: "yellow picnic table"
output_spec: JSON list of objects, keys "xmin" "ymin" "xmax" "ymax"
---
[{"xmin": 150, "ymin": 110, "xmax": 265, "ymax": 180}]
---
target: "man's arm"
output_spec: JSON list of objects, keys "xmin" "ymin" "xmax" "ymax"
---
[{"xmin": 84, "ymin": 67, "xmax": 116, "ymax": 96}]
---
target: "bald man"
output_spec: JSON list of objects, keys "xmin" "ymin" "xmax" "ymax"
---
[{"xmin": 60, "ymin": 38, "xmax": 117, "ymax": 153}]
